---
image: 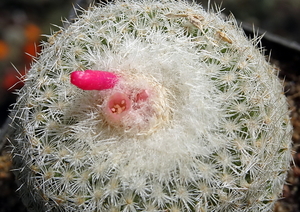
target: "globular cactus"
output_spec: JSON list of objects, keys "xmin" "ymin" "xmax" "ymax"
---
[{"xmin": 11, "ymin": 0, "xmax": 292, "ymax": 211}]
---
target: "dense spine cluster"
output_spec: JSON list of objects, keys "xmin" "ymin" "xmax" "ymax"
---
[{"xmin": 12, "ymin": 0, "xmax": 292, "ymax": 211}]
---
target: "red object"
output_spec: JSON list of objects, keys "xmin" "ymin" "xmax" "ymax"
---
[
  {"xmin": 0, "ymin": 40, "xmax": 9, "ymax": 60},
  {"xmin": 24, "ymin": 23, "xmax": 41, "ymax": 42},
  {"xmin": 136, "ymin": 90, "xmax": 149, "ymax": 102},
  {"xmin": 70, "ymin": 70, "xmax": 118, "ymax": 90},
  {"xmin": 2, "ymin": 69, "xmax": 25, "ymax": 91},
  {"xmin": 24, "ymin": 42, "xmax": 41, "ymax": 65}
]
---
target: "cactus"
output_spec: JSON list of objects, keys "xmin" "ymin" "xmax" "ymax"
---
[{"xmin": 11, "ymin": 0, "xmax": 292, "ymax": 211}]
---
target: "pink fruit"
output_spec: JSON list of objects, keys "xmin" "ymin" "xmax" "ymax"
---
[{"xmin": 70, "ymin": 70, "xmax": 118, "ymax": 90}]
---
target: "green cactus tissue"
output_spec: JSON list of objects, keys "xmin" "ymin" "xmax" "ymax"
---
[{"xmin": 11, "ymin": 0, "xmax": 292, "ymax": 211}]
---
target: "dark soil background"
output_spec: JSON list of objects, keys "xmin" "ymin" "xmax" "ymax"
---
[{"xmin": 0, "ymin": 0, "xmax": 300, "ymax": 211}]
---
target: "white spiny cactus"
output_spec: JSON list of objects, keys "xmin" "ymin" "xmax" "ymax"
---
[{"xmin": 12, "ymin": 0, "xmax": 292, "ymax": 211}]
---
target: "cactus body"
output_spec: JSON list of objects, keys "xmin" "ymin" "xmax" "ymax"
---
[{"xmin": 12, "ymin": 0, "xmax": 292, "ymax": 211}]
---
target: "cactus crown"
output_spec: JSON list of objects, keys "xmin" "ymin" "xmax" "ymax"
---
[{"xmin": 12, "ymin": 0, "xmax": 292, "ymax": 211}]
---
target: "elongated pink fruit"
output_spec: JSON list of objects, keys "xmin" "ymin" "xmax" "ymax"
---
[{"xmin": 70, "ymin": 70, "xmax": 118, "ymax": 90}]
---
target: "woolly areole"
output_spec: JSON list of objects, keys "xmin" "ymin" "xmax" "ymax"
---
[{"xmin": 12, "ymin": 0, "xmax": 292, "ymax": 211}]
